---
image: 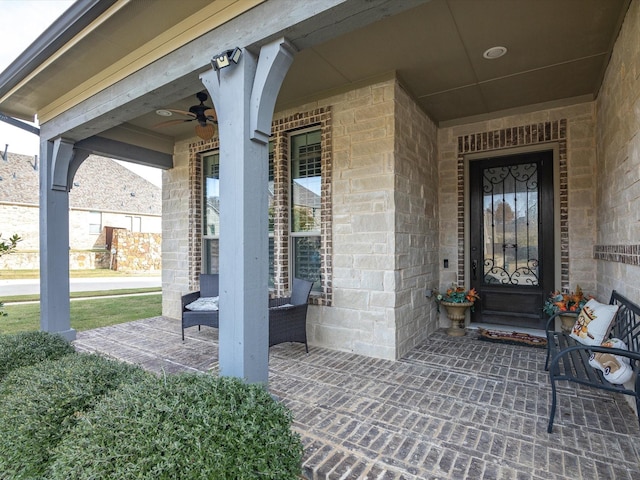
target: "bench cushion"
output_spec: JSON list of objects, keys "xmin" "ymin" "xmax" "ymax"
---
[{"xmin": 569, "ymin": 298, "xmax": 618, "ymax": 346}]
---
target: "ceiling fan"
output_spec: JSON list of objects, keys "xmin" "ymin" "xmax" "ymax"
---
[{"xmin": 155, "ymin": 91, "xmax": 217, "ymax": 140}]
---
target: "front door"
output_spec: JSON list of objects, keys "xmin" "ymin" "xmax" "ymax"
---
[{"xmin": 469, "ymin": 151, "xmax": 554, "ymax": 330}]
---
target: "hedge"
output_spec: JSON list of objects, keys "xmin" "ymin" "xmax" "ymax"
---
[
  {"xmin": 0, "ymin": 332, "xmax": 303, "ymax": 479},
  {"xmin": 0, "ymin": 353, "xmax": 149, "ymax": 478},
  {"xmin": 0, "ymin": 330, "xmax": 75, "ymax": 381},
  {"xmin": 47, "ymin": 374, "xmax": 303, "ymax": 479}
]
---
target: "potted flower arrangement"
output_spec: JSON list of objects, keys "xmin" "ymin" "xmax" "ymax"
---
[
  {"xmin": 435, "ymin": 284, "xmax": 480, "ymax": 336},
  {"xmin": 543, "ymin": 285, "xmax": 591, "ymax": 333}
]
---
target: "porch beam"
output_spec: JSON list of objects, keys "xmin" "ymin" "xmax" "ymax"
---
[{"xmin": 75, "ymin": 136, "xmax": 173, "ymax": 169}]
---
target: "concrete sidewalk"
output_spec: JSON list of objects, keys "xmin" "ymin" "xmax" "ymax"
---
[
  {"xmin": 0, "ymin": 276, "xmax": 161, "ymax": 296},
  {"xmin": 74, "ymin": 317, "xmax": 640, "ymax": 479}
]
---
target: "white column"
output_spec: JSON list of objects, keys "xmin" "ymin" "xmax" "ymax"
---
[{"xmin": 201, "ymin": 38, "xmax": 295, "ymax": 384}]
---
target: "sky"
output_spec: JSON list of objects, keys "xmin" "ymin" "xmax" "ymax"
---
[{"xmin": 0, "ymin": 0, "xmax": 162, "ymax": 187}]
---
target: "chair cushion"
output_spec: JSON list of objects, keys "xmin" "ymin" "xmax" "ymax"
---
[
  {"xmin": 270, "ymin": 303, "xmax": 294, "ymax": 310},
  {"xmin": 569, "ymin": 298, "xmax": 618, "ymax": 346},
  {"xmin": 185, "ymin": 296, "xmax": 219, "ymax": 311}
]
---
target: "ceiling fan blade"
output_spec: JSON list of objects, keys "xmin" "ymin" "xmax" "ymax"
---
[
  {"xmin": 154, "ymin": 119, "xmax": 192, "ymax": 128},
  {"xmin": 166, "ymin": 109, "xmax": 197, "ymax": 118},
  {"xmin": 203, "ymin": 108, "xmax": 217, "ymax": 121}
]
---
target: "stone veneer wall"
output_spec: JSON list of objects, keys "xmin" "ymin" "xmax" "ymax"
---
[
  {"xmin": 278, "ymin": 76, "xmax": 438, "ymax": 359},
  {"xmin": 594, "ymin": 0, "xmax": 640, "ymax": 302},
  {"xmin": 393, "ymin": 83, "xmax": 439, "ymax": 357},
  {"xmin": 307, "ymin": 79, "xmax": 398, "ymax": 359},
  {"xmin": 162, "ymin": 145, "xmax": 192, "ymax": 319},
  {"xmin": 438, "ymin": 102, "xmax": 598, "ymax": 326}
]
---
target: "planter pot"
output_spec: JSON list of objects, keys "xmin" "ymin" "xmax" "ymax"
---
[
  {"xmin": 559, "ymin": 313, "xmax": 577, "ymax": 333},
  {"xmin": 441, "ymin": 301, "xmax": 474, "ymax": 336}
]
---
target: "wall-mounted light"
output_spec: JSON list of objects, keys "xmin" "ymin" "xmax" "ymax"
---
[{"xmin": 212, "ymin": 47, "xmax": 242, "ymax": 70}]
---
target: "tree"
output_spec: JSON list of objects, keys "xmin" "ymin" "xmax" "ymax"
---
[{"xmin": 0, "ymin": 234, "xmax": 22, "ymax": 317}]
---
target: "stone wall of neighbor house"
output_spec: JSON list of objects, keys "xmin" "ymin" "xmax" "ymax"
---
[
  {"xmin": 392, "ymin": 82, "xmax": 439, "ymax": 357},
  {"xmin": 111, "ymin": 230, "xmax": 162, "ymax": 272},
  {"xmin": 1, "ymin": 203, "xmax": 161, "ymax": 251},
  {"xmin": 69, "ymin": 210, "xmax": 162, "ymax": 250},
  {"xmin": 0, "ymin": 250, "xmax": 110, "ymax": 270},
  {"xmin": 595, "ymin": 0, "xmax": 640, "ymax": 303},
  {"xmin": 0, "ymin": 203, "xmax": 39, "ymax": 249},
  {"xmin": 438, "ymin": 102, "xmax": 598, "ymax": 326},
  {"xmin": 0, "ymin": 204, "xmax": 160, "ymax": 270}
]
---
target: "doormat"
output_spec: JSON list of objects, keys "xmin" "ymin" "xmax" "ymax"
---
[{"xmin": 477, "ymin": 328, "xmax": 547, "ymax": 348}]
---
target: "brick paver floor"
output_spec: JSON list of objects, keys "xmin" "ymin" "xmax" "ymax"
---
[{"xmin": 74, "ymin": 317, "xmax": 640, "ymax": 479}]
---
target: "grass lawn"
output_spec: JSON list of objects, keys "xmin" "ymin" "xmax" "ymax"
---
[{"xmin": 0, "ymin": 294, "xmax": 162, "ymax": 335}]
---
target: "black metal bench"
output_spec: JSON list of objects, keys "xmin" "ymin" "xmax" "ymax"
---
[{"xmin": 545, "ymin": 290, "xmax": 640, "ymax": 433}]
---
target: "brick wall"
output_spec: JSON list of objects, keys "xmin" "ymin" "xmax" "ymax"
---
[{"xmin": 595, "ymin": 0, "xmax": 640, "ymax": 301}]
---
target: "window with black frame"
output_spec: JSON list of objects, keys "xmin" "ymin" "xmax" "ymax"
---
[
  {"xmin": 201, "ymin": 127, "xmax": 323, "ymax": 293},
  {"xmin": 290, "ymin": 129, "xmax": 322, "ymax": 292},
  {"xmin": 202, "ymin": 152, "xmax": 220, "ymax": 274}
]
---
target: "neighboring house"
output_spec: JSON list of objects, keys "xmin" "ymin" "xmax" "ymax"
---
[
  {"xmin": 0, "ymin": 1, "xmax": 638, "ymax": 384},
  {"xmin": 0, "ymin": 152, "xmax": 161, "ymax": 269}
]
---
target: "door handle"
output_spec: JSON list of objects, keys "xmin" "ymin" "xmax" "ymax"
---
[{"xmin": 472, "ymin": 259, "xmax": 478, "ymax": 280}]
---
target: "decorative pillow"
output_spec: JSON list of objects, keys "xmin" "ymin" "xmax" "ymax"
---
[
  {"xmin": 185, "ymin": 296, "xmax": 219, "ymax": 311},
  {"xmin": 569, "ymin": 299, "xmax": 618, "ymax": 346},
  {"xmin": 588, "ymin": 338, "xmax": 633, "ymax": 385}
]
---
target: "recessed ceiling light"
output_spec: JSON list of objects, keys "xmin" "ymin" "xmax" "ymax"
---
[
  {"xmin": 483, "ymin": 46, "xmax": 507, "ymax": 59},
  {"xmin": 156, "ymin": 109, "xmax": 172, "ymax": 117}
]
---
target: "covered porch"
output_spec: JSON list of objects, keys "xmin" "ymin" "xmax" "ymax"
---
[
  {"xmin": 74, "ymin": 316, "xmax": 640, "ymax": 479},
  {"xmin": 0, "ymin": 0, "xmax": 638, "ymax": 382}
]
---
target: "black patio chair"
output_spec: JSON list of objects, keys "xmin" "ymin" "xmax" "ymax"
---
[
  {"xmin": 269, "ymin": 277, "xmax": 313, "ymax": 352},
  {"xmin": 181, "ymin": 274, "xmax": 219, "ymax": 340}
]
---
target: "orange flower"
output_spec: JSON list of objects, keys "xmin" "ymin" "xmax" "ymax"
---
[
  {"xmin": 554, "ymin": 301, "xmax": 566, "ymax": 310},
  {"xmin": 466, "ymin": 288, "xmax": 480, "ymax": 302}
]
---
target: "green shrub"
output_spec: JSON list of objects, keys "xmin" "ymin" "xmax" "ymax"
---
[
  {"xmin": 0, "ymin": 330, "xmax": 76, "ymax": 381},
  {"xmin": 0, "ymin": 353, "xmax": 149, "ymax": 478},
  {"xmin": 48, "ymin": 374, "xmax": 303, "ymax": 479}
]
